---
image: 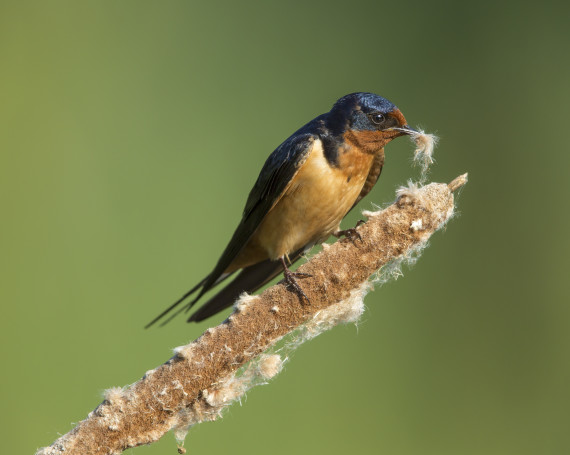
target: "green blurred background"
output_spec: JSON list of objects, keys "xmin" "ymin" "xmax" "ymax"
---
[{"xmin": 1, "ymin": 1, "xmax": 569, "ymax": 454}]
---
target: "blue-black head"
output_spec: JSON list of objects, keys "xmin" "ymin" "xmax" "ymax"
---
[
  {"xmin": 324, "ymin": 92, "xmax": 415, "ymax": 153},
  {"xmin": 329, "ymin": 92, "xmax": 412, "ymax": 133}
]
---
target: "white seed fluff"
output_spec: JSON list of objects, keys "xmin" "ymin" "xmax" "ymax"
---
[
  {"xmin": 411, "ymin": 219, "xmax": 423, "ymax": 231},
  {"xmin": 394, "ymin": 127, "xmax": 438, "ymax": 182}
]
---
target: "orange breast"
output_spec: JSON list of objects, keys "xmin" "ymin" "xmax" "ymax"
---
[{"xmin": 241, "ymin": 139, "xmax": 376, "ymax": 263}]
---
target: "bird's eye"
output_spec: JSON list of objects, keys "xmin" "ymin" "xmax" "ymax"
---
[{"xmin": 370, "ymin": 113, "xmax": 385, "ymax": 125}]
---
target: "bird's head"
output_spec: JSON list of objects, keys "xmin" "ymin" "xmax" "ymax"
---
[{"xmin": 327, "ymin": 92, "xmax": 415, "ymax": 153}]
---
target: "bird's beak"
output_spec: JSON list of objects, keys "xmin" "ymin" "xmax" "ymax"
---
[
  {"xmin": 398, "ymin": 124, "xmax": 419, "ymax": 135},
  {"xmin": 384, "ymin": 124, "xmax": 418, "ymax": 137}
]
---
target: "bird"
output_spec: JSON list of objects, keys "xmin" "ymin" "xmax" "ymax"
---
[{"xmin": 146, "ymin": 92, "xmax": 416, "ymax": 327}]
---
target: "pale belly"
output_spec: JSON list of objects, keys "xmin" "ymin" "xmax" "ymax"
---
[{"xmin": 244, "ymin": 140, "xmax": 374, "ymax": 262}]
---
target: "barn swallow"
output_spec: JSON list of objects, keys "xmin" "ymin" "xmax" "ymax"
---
[{"xmin": 146, "ymin": 92, "xmax": 416, "ymax": 327}]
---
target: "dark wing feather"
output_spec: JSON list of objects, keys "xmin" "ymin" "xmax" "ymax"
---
[
  {"xmin": 193, "ymin": 132, "xmax": 316, "ymax": 296},
  {"xmin": 145, "ymin": 123, "xmax": 320, "ymax": 327}
]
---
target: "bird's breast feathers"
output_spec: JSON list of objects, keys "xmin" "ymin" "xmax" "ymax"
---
[{"xmin": 250, "ymin": 139, "xmax": 376, "ymax": 259}]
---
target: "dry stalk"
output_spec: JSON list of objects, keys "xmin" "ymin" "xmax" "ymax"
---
[{"xmin": 36, "ymin": 174, "xmax": 467, "ymax": 455}]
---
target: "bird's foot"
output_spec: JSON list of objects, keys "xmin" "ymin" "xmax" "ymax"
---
[
  {"xmin": 283, "ymin": 268, "xmax": 312, "ymax": 303},
  {"xmin": 280, "ymin": 257, "xmax": 312, "ymax": 303},
  {"xmin": 334, "ymin": 220, "xmax": 365, "ymax": 243}
]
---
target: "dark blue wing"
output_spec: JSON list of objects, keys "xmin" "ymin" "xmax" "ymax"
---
[
  {"xmin": 197, "ymin": 130, "xmax": 317, "ymax": 294},
  {"xmin": 146, "ymin": 118, "xmax": 323, "ymax": 327}
]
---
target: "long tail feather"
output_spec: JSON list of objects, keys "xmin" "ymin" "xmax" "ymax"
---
[
  {"xmin": 144, "ymin": 277, "xmax": 208, "ymax": 328},
  {"xmin": 148, "ymin": 248, "xmax": 307, "ymax": 327},
  {"xmin": 188, "ymin": 247, "xmax": 306, "ymax": 322},
  {"xmin": 187, "ymin": 259, "xmax": 283, "ymax": 322}
]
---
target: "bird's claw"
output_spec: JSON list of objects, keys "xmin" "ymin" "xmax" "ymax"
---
[
  {"xmin": 283, "ymin": 268, "xmax": 311, "ymax": 304},
  {"xmin": 335, "ymin": 220, "xmax": 365, "ymax": 243}
]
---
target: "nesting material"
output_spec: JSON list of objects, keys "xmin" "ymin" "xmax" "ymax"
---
[{"xmin": 398, "ymin": 128, "xmax": 438, "ymax": 182}]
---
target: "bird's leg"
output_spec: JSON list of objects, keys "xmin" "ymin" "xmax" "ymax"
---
[
  {"xmin": 280, "ymin": 256, "xmax": 312, "ymax": 303},
  {"xmin": 334, "ymin": 219, "xmax": 365, "ymax": 242}
]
